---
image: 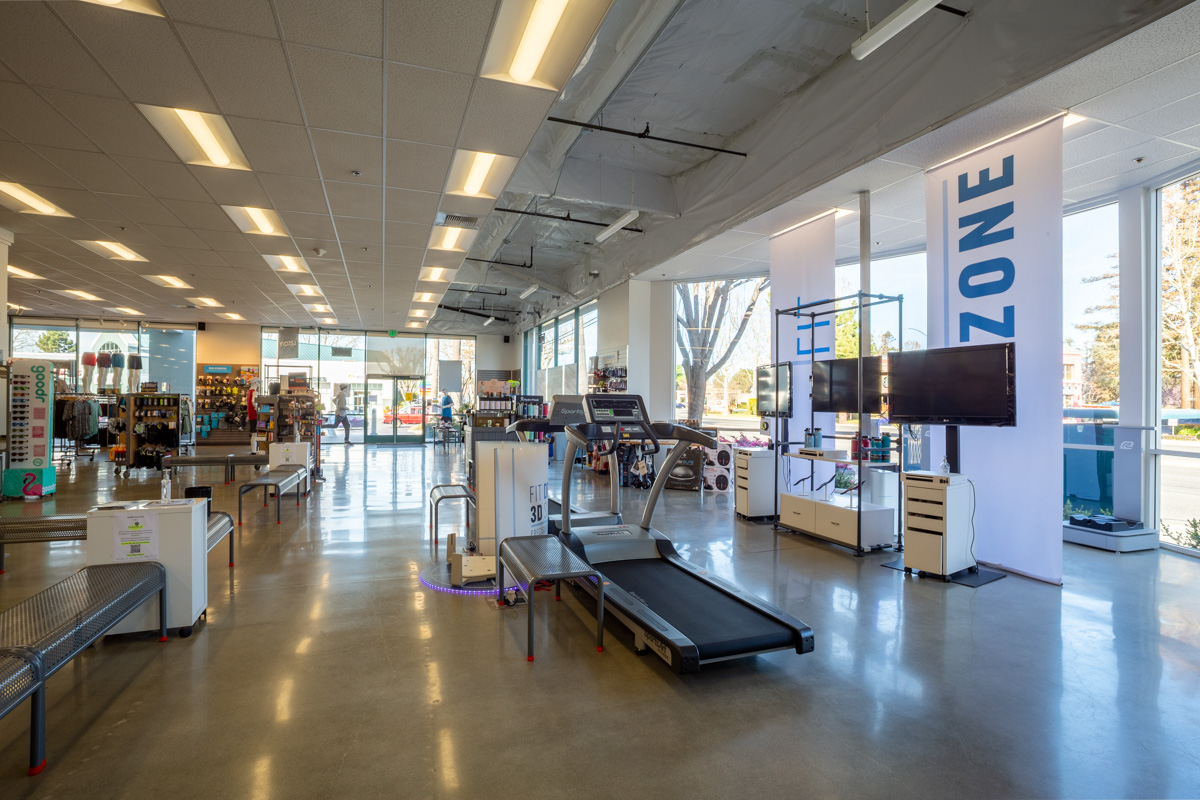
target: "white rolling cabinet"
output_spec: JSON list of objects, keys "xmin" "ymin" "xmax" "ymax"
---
[
  {"xmin": 86, "ymin": 498, "xmax": 208, "ymax": 635},
  {"xmin": 734, "ymin": 448, "xmax": 776, "ymax": 518},
  {"xmin": 778, "ymin": 492, "xmax": 894, "ymax": 549},
  {"xmin": 902, "ymin": 471, "xmax": 974, "ymax": 578}
]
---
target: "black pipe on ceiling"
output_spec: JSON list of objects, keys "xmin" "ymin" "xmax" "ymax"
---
[
  {"xmin": 547, "ymin": 116, "xmax": 747, "ymax": 157},
  {"xmin": 438, "ymin": 303, "xmax": 512, "ymax": 323},
  {"xmin": 496, "ymin": 207, "xmax": 644, "ymax": 233}
]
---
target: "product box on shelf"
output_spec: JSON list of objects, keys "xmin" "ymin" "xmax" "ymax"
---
[{"xmin": 702, "ymin": 466, "xmax": 731, "ymax": 492}]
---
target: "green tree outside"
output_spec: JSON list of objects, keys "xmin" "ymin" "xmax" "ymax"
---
[{"xmin": 36, "ymin": 330, "xmax": 75, "ymax": 353}]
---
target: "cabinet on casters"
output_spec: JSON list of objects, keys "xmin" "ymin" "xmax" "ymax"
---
[
  {"xmin": 901, "ymin": 471, "xmax": 974, "ymax": 579},
  {"xmin": 734, "ymin": 448, "xmax": 777, "ymax": 519}
]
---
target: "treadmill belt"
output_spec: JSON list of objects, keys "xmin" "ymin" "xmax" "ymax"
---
[{"xmin": 598, "ymin": 559, "xmax": 795, "ymax": 660}]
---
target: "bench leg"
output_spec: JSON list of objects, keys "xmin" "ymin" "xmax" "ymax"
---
[
  {"xmin": 433, "ymin": 499, "xmax": 440, "ymax": 546},
  {"xmin": 159, "ymin": 584, "xmax": 168, "ymax": 642},
  {"xmin": 0, "ymin": 541, "xmax": 6, "ymax": 574},
  {"xmin": 238, "ymin": 493, "xmax": 243, "ymax": 526},
  {"xmin": 527, "ymin": 583, "xmax": 536, "ymax": 662},
  {"xmin": 595, "ymin": 578, "xmax": 605, "ymax": 652},
  {"xmin": 28, "ymin": 682, "xmax": 46, "ymax": 776},
  {"xmin": 229, "ymin": 528, "xmax": 235, "ymax": 568},
  {"xmin": 276, "ymin": 487, "xmax": 282, "ymax": 524}
]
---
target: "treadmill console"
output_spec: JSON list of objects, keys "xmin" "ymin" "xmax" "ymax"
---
[
  {"xmin": 548, "ymin": 395, "xmax": 587, "ymax": 425},
  {"xmin": 584, "ymin": 394, "xmax": 649, "ymax": 423}
]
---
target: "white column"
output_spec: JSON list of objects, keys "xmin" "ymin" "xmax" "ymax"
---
[
  {"xmin": 0, "ymin": 227, "xmax": 12, "ymax": 361},
  {"xmin": 646, "ymin": 281, "xmax": 675, "ymax": 420},
  {"xmin": 858, "ymin": 191, "xmax": 871, "ymax": 355}
]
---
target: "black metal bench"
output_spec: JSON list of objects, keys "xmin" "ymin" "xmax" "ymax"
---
[
  {"xmin": 227, "ymin": 453, "xmax": 269, "ymax": 482},
  {"xmin": 237, "ymin": 467, "xmax": 309, "ymax": 525},
  {"xmin": 161, "ymin": 452, "xmax": 235, "ymax": 483},
  {"xmin": 0, "ymin": 516, "xmax": 87, "ymax": 575},
  {"xmin": 0, "ymin": 562, "xmax": 167, "ymax": 776}
]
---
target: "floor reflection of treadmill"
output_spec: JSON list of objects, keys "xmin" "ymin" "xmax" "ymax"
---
[{"xmin": 560, "ymin": 395, "xmax": 814, "ymax": 673}]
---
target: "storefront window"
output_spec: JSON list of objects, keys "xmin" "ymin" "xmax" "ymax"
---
[
  {"xmin": 580, "ymin": 302, "xmax": 598, "ymax": 392},
  {"xmin": 11, "ymin": 323, "xmax": 78, "ymax": 388}
]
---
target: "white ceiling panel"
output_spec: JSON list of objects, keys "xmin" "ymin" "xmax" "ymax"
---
[
  {"xmin": 289, "ymin": 46, "xmax": 383, "ymax": 136},
  {"xmin": 276, "ymin": 0, "xmax": 384, "ymax": 58},
  {"xmin": 98, "ymin": 194, "xmax": 182, "ymax": 227},
  {"xmin": 0, "ymin": 3, "xmax": 121, "ymax": 98},
  {"xmin": 385, "ymin": 221, "xmax": 431, "ymax": 249},
  {"xmin": 57, "ymin": 4, "xmax": 216, "ymax": 112},
  {"xmin": 325, "ymin": 182, "xmax": 383, "ymax": 218},
  {"xmin": 1063, "ymin": 136, "xmax": 1197, "ymax": 189},
  {"xmin": 311, "ymin": 130, "xmax": 383, "ymax": 183},
  {"xmin": 114, "ymin": 156, "xmax": 212, "ymax": 203},
  {"xmin": 0, "ymin": 82, "xmax": 99, "ymax": 151},
  {"xmin": 281, "ymin": 213, "xmax": 338, "ymax": 240},
  {"xmin": 0, "ymin": 141, "xmax": 81, "ymax": 189},
  {"xmin": 25, "ymin": 216, "xmax": 105, "ymax": 241},
  {"xmin": 37, "ymin": 88, "xmax": 178, "ymax": 161},
  {"xmin": 384, "ymin": 140, "xmax": 452, "ymax": 192},
  {"xmin": 385, "ymin": 0, "xmax": 497, "ymax": 75},
  {"xmin": 193, "ymin": 229, "xmax": 258, "ymax": 254},
  {"xmin": 173, "ymin": 249, "xmax": 231, "ymax": 268},
  {"xmin": 333, "ymin": 217, "xmax": 384, "ymax": 245},
  {"xmin": 31, "ymin": 147, "xmax": 147, "ymax": 196},
  {"xmin": 386, "ymin": 64, "xmax": 474, "ymax": 147},
  {"xmin": 1121, "ymin": 91, "xmax": 1200, "ymax": 138},
  {"xmin": 187, "ymin": 167, "xmax": 271, "ymax": 206},
  {"xmin": 1063, "ymin": 124, "xmax": 1156, "ymax": 169},
  {"xmin": 384, "ymin": 244, "xmax": 425, "ymax": 267},
  {"xmin": 457, "ymin": 80, "xmax": 557, "ymax": 158},
  {"xmin": 160, "ymin": 199, "xmax": 240, "ymax": 232},
  {"xmin": 159, "ymin": 0, "xmax": 279, "ymax": 38},
  {"xmin": 227, "ymin": 117, "xmax": 318, "ymax": 178},
  {"xmin": 1076, "ymin": 53, "xmax": 1200, "ymax": 124},
  {"xmin": 384, "ymin": 187, "xmax": 441, "ymax": 223},
  {"xmin": 260, "ymin": 174, "xmax": 332, "ymax": 214},
  {"xmin": 176, "ymin": 24, "xmax": 303, "ymax": 125},
  {"xmin": 139, "ymin": 224, "xmax": 209, "ymax": 249}
]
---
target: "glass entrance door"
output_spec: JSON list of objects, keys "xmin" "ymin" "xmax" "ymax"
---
[{"xmin": 364, "ymin": 375, "xmax": 425, "ymax": 444}]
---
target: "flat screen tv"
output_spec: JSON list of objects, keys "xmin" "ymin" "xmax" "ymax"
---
[
  {"xmin": 756, "ymin": 362, "xmax": 793, "ymax": 418},
  {"xmin": 888, "ymin": 342, "xmax": 1016, "ymax": 426},
  {"xmin": 812, "ymin": 356, "xmax": 883, "ymax": 414}
]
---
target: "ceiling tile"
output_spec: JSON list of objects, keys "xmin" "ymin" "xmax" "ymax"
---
[
  {"xmin": 173, "ymin": 248, "xmax": 232, "ymax": 267},
  {"xmin": 33, "ymin": 187, "xmax": 126, "ymax": 221},
  {"xmin": 97, "ymin": 194, "xmax": 182, "ymax": 227},
  {"xmin": 161, "ymin": 199, "xmax": 240, "ymax": 231},
  {"xmin": 187, "ymin": 167, "xmax": 271, "ymax": 206},
  {"xmin": 325, "ymin": 181, "xmax": 383, "ymax": 218},
  {"xmin": 275, "ymin": 0, "xmax": 383, "ymax": 58},
  {"xmin": 385, "ymin": 187, "xmax": 441, "ymax": 222},
  {"xmin": 1122, "ymin": 90, "xmax": 1200, "ymax": 138},
  {"xmin": 385, "ymin": 220, "xmax": 431, "ymax": 248},
  {"xmin": 57, "ymin": 3, "xmax": 216, "ymax": 112},
  {"xmin": 457, "ymin": 80, "xmax": 557, "ymax": 158},
  {"xmin": 289, "ymin": 46, "xmax": 382, "ymax": 136},
  {"xmin": 260, "ymin": 174, "xmax": 331, "ymax": 214},
  {"xmin": 23, "ymin": 216, "xmax": 106, "ymax": 241},
  {"xmin": 37, "ymin": 88, "xmax": 178, "ymax": 161},
  {"xmin": 160, "ymin": 0, "xmax": 279, "ymax": 38},
  {"xmin": 0, "ymin": 142, "xmax": 82, "ymax": 190},
  {"xmin": 31, "ymin": 147, "xmax": 147, "ymax": 196},
  {"xmin": 114, "ymin": 156, "xmax": 213, "ymax": 202},
  {"xmin": 176, "ymin": 23, "xmax": 303, "ymax": 125},
  {"xmin": 228, "ymin": 117, "xmax": 318, "ymax": 178},
  {"xmin": 195, "ymin": 229, "xmax": 260, "ymax": 254},
  {"xmin": 141, "ymin": 224, "xmax": 210, "ymax": 249},
  {"xmin": 386, "ymin": 0, "xmax": 497, "ymax": 75},
  {"xmin": 334, "ymin": 217, "xmax": 384, "ymax": 245},
  {"xmin": 384, "ymin": 244, "xmax": 424, "ymax": 267},
  {"xmin": 0, "ymin": 83, "xmax": 99, "ymax": 151},
  {"xmin": 1076, "ymin": 53, "xmax": 1200, "ymax": 125},
  {"xmin": 385, "ymin": 140, "xmax": 452, "ymax": 192},
  {"xmin": 436, "ymin": 193, "xmax": 496, "ymax": 218},
  {"xmin": 0, "ymin": 3, "xmax": 121, "ymax": 98},
  {"xmin": 281, "ymin": 213, "xmax": 338, "ymax": 240},
  {"xmin": 386, "ymin": 64, "xmax": 473, "ymax": 147},
  {"xmin": 312, "ymin": 131, "xmax": 383, "ymax": 183}
]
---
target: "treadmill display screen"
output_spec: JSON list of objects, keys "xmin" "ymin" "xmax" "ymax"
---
[{"xmin": 588, "ymin": 396, "xmax": 645, "ymax": 422}]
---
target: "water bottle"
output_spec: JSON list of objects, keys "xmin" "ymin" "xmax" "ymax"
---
[
  {"xmin": 940, "ymin": 455, "xmax": 951, "ymax": 474},
  {"xmin": 160, "ymin": 473, "xmax": 172, "ymax": 500},
  {"xmin": 811, "ymin": 428, "xmax": 822, "ymax": 449}
]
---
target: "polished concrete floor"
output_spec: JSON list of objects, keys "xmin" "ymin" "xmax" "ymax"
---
[{"xmin": 0, "ymin": 445, "xmax": 1198, "ymax": 799}]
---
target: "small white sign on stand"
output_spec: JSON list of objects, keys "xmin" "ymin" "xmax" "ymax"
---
[{"xmin": 112, "ymin": 510, "xmax": 159, "ymax": 561}]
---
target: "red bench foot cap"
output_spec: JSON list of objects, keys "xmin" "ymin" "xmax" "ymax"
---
[
  {"xmin": 28, "ymin": 759, "xmax": 46, "ymax": 776},
  {"xmin": 596, "ymin": 646, "xmax": 604, "ymax": 652},
  {"xmin": 158, "ymin": 636, "xmax": 168, "ymax": 642},
  {"xmin": 527, "ymin": 655, "xmax": 534, "ymax": 662}
]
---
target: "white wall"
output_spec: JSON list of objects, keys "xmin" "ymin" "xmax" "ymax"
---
[
  {"xmin": 646, "ymin": 281, "xmax": 675, "ymax": 420},
  {"xmin": 597, "ymin": 283, "xmax": 630, "ymax": 353},
  {"xmin": 197, "ymin": 322, "xmax": 260, "ymax": 366},
  {"xmin": 592, "ymin": 280, "xmax": 674, "ymax": 418},
  {"xmin": 476, "ymin": 333, "xmax": 519, "ymax": 373}
]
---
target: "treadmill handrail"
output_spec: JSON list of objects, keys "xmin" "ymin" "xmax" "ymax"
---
[
  {"xmin": 648, "ymin": 422, "xmax": 716, "ymax": 449},
  {"xmin": 506, "ymin": 419, "xmax": 565, "ymax": 437}
]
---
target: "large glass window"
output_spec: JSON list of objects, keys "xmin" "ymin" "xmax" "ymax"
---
[
  {"xmin": 579, "ymin": 302, "xmax": 598, "ymax": 392},
  {"xmin": 11, "ymin": 323, "xmax": 78, "ymax": 388},
  {"xmin": 1157, "ymin": 175, "xmax": 1200, "ymax": 552},
  {"xmin": 539, "ymin": 323, "xmax": 555, "ymax": 369}
]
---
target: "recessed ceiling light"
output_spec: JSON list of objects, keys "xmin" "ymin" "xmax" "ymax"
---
[
  {"xmin": 190, "ymin": 297, "xmax": 223, "ymax": 307},
  {"xmin": 410, "ymin": 309, "xmax": 430, "ymax": 318},
  {"xmin": 280, "ymin": 255, "xmax": 302, "ymax": 271},
  {"xmin": 222, "ymin": 312, "xmax": 244, "ymax": 320},
  {"xmin": 7, "ymin": 265, "xmax": 42, "ymax": 280},
  {"xmin": 247, "ymin": 207, "xmax": 274, "ymax": 234},
  {"xmin": 406, "ymin": 321, "xmax": 424, "ymax": 329},
  {"xmin": 414, "ymin": 292, "xmax": 435, "ymax": 303},
  {"xmin": 463, "ymin": 152, "xmax": 497, "ymax": 195},
  {"xmin": 151, "ymin": 275, "xmax": 192, "ymax": 289},
  {"xmin": 296, "ymin": 284, "xmax": 319, "ymax": 297},
  {"xmin": 510, "ymin": 0, "xmax": 568, "ymax": 83},
  {"xmin": 420, "ymin": 267, "xmax": 454, "ymax": 282},
  {"xmin": 92, "ymin": 241, "xmax": 144, "ymax": 261},
  {"xmin": 223, "ymin": 205, "xmax": 287, "ymax": 236},
  {"xmin": 1063, "ymin": 113, "xmax": 1087, "ymax": 128},
  {"xmin": 320, "ymin": 317, "xmax": 337, "ymax": 324},
  {"xmin": 309, "ymin": 304, "xmax": 330, "ymax": 313},
  {"xmin": 0, "ymin": 182, "xmax": 69, "ymax": 216},
  {"xmin": 80, "ymin": 0, "xmax": 164, "ymax": 16},
  {"xmin": 111, "ymin": 307, "xmax": 143, "ymax": 315},
  {"xmin": 175, "ymin": 109, "xmax": 229, "ymax": 167},
  {"xmin": 441, "ymin": 227, "xmax": 462, "ymax": 250},
  {"xmin": 66, "ymin": 290, "xmax": 102, "ymax": 301},
  {"xmin": 8, "ymin": 302, "xmax": 31, "ymax": 310}
]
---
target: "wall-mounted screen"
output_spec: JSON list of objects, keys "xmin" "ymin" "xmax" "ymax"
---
[
  {"xmin": 811, "ymin": 356, "xmax": 883, "ymax": 414},
  {"xmin": 888, "ymin": 343, "xmax": 1016, "ymax": 427}
]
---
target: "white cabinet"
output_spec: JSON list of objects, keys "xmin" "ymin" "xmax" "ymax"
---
[
  {"xmin": 901, "ymin": 471, "xmax": 974, "ymax": 577},
  {"xmin": 777, "ymin": 492, "xmax": 894, "ymax": 550},
  {"xmin": 734, "ymin": 448, "xmax": 777, "ymax": 518},
  {"xmin": 86, "ymin": 498, "xmax": 208, "ymax": 634}
]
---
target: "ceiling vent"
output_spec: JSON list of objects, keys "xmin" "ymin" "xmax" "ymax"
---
[{"xmin": 437, "ymin": 213, "xmax": 480, "ymax": 229}]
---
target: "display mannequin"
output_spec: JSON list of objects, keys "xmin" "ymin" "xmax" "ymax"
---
[
  {"xmin": 81, "ymin": 352, "xmax": 97, "ymax": 393},
  {"xmin": 96, "ymin": 350, "xmax": 112, "ymax": 392},
  {"xmin": 110, "ymin": 350, "xmax": 125, "ymax": 393},
  {"xmin": 127, "ymin": 353, "xmax": 143, "ymax": 393}
]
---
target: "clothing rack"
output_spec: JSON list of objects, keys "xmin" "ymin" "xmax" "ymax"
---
[{"xmin": 53, "ymin": 394, "xmax": 119, "ymax": 465}]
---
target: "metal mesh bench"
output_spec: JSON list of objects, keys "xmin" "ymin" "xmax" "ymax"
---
[
  {"xmin": 0, "ymin": 562, "xmax": 167, "ymax": 775},
  {"xmin": 429, "ymin": 484, "xmax": 474, "ymax": 546},
  {"xmin": 0, "ymin": 516, "xmax": 87, "ymax": 575},
  {"xmin": 238, "ymin": 467, "xmax": 309, "ymax": 525},
  {"xmin": 227, "ymin": 453, "xmax": 269, "ymax": 482},
  {"xmin": 207, "ymin": 512, "xmax": 235, "ymax": 567},
  {"xmin": 161, "ymin": 453, "xmax": 235, "ymax": 483},
  {"xmin": 497, "ymin": 535, "xmax": 605, "ymax": 662}
]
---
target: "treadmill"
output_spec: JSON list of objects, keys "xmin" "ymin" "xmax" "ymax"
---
[
  {"xmin": 506, "ymin": 395, "xmax": 621, "ymax": 535},
  {"xmin": 559, "ymin": 394, "xmax": 814, "ymax": 673}
]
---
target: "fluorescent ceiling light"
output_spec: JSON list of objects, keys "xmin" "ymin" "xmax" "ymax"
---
[
  {"xmin": 595, "ymin": 209, "xmax": 639, "ymax": 243},
  {"xmin": 463, "ymin": 152, "xmax": 497, "ymax": 195},
  {"xmin": 280, "ymin": 255, "xmax": 302, "ymax": 272},
  {"xmin": 406, "ymin": 321, "xmax": 424, "ymax": 329},
  {"xmin": 95, "ymin": 241, "xmax": 143, "ymax": 260},
  {"xmin": 851, "ymin": 0, "xmax": 941, "ymax": 61},
  {"xmin": 66, "ymin": 290, "xmax": 102, "ymax": 301},
  {"xmin": 420, "ymin": 267, "xmax": 453, "ymax": 282},
  {"xmin": 772, "ymin": 209, "xmax": 838, "ymax": 239},
  {"xmin": 80, "ymin": 0, "xmax": 165, "ymax": 16},
  {"xmin": 835, "ymin": 208, "xmax": 855, "ymax": 219},
  {"xmin": 297, "ymin": 285, "xmax": 318, "ymax": 297},
  {"xmin": 222, "ymin": 312, "xmax": 244, "ymax": 320},
  {"xmin": 519, "ymin": 285, "xmax": 538, "ymax": 299},
  {"xmin": 153, "ymin": 274, "xmax": 191, "ymax": 289},
  {"xmin": 414, "ymin": 292, "xmax": 435, "ymax": 303},
  {"xmin": 410, "ymin": 309, "xmax": 430, "ymax": 318},
  {"xmin": 191, "ymin": 297, "xmax": 223, "ymax": 307},
  {"xmin": 483, "ymin": 316, "xmax": 495, "ymax": 327},
  {"xmin": 441, "ymin": 227, "xmax": 462, "ymax": 250},
  {"xmin": 246, "ymin": 207, "xmax": 275, "ymax": 235},
  {"xmin": 175, "ymin": 108, "xmax": 229, "ymax": 167},
  {"xmin": 7, "ymin": 302, "xmax": 30, "ymax": 311},
  {"xmin": 0, "ymin": 182, "xmax": 66, "ymax": 216},
  {"xmin": 7, "ymin": 265, "xmax": 42, "ymax": 280},
  {"xmin": 112, "ymin": 307, "xmax": 143, "ymax": 315},
  {"xmin": 1063, "ymin": 113, "xmax": 1087, "ymax": 128},
  {"xmin": 510, "ymin": 0, "xmax": 568, "ymax": 83},
  {"xmin": 309, "ymin": 304, "xmax": 329, "ymax": 313},
  {"xmin": 320, "ymin": 317, "xmax": 337, "ymax": 324}
]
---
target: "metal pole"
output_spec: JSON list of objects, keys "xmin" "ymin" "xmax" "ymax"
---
[
  {"xmin": 856, "ymin": 291, "xmax": 864, "ymax": 556},
  {"xmin": 773, "ymin": 308, "xmax": 780, "ymax": 528},
  {"xmin": 859, "ymin": 191, "xmax": 872, "ymax": 359}
]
